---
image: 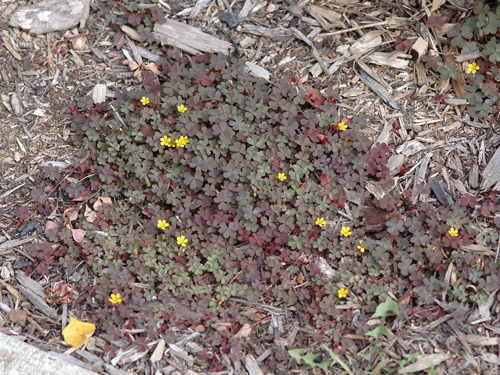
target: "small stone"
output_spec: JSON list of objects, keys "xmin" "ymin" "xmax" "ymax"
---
[
  {"xmin": 219, "ymin": 12, "xmax": 239, "ymax": 29},
  {"xmin": 34, "ymin": 87, "xmax": 44, "ymax": 96},
  {"xmin": 171, "ymin": 2, "xmax": 183, "ymax": 13},
  {"xmin": 9, "ymin": 0, "xmax": 89, "ymax": 34},
  {"xmin": 20, "ymin": 221, "xmax": 37, "ymax": 237},
  {"xmin": 289, "ymin": 16, "xmax": 299, "ymax": 28}
]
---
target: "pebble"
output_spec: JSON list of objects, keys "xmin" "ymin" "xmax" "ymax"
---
[
  {"xmin": 20, "ymin": 221, "xmax": 37, "ymax": 237},
  {"xmin": 219, "ymin": 11, "xmax": 239, "ymax": 29}
]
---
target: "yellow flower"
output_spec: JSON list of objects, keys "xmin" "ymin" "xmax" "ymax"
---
[
  {"xmin": 177, "ymin": 104, "xmax": 187, "ymax": 113},
  {"xmin": 109, "ymin": 293, "xmax": 122, "ymax": 304},
  {"xmin": 160, "ymin": 136, "xmax": 175, "ymax": 147},
  {"xmin": 278, "ymin": 173, "xmax": 286, "ymax": 181},
  {"xmin": 338, "ymin": 121, "xmax": 348, "ymax": 131},
  {"xmin": 175, "ymin": 136, "xmax": 189, "ymax": 148},
  {"xmin": 140, "ymin": 96, "xmax": 150, "ymax": 105},
  {"xmin": 338, "ymin": 288, "xmax": 348, "ymax": 298},
  {"xmin": 340, "ymin": 226, "xmax": 352, "ymax": 237},
  {"xmin": 177, "ymin": 235, "xmax": 188, "ymax": 247},
  {"xmin": 448, "ymin": 227, "xmax": 458, "ymax": 237},
  {"xmin": 467, "ymin": 62, "xmax": 479, "ymax": 74},
  {"xmin": 316, "ymin": 217, "xmax": 326, "ymax": 227},
  {"xmin": 357, "ymin": 240, "xmax": 365, "ymax": 253},
  {"xmin": 157, "ymin": 219, "xmax": 169, "ymax": 230}
]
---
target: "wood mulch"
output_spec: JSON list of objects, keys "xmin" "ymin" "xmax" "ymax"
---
[{"xmin": 1, "ymin": 0, "xmax": 499, "ymax": 374}]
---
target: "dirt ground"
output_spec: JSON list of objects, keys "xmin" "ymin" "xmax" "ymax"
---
[{"xmin": 1, "ymin": 0, "xmax": 500, "ymax": 374}]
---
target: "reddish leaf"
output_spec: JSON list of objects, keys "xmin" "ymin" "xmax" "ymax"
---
[
  {"xmin": 303, "ymin": 85, "xmax": 324, "ymax": 107},
  {"xmin": 316, "ymin": 134, "xmax": 329, "ymax": 144},
  {"xmin": 45, "ymin": 221, "xmax": 59, "ymax": 234},
  {"xmin": 71, "ymin": 228, "xmax": 86, "ymax": 244},
  {"xmin": 319, "ymin": 173, "xmax": 331, "ymax": 186}
]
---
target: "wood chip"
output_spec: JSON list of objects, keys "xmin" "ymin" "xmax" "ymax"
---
[
  {"xmin": 244, "ymin": 354, "xmax": 265, "ymax": 375},
  {"xmin": 388, "ymin": 154, "xmax": 405, "ymax": 175},
  {"xmin": 242, "ymin": 24, "xmax": 292, "ymax": 39},
  {"xmin": 465, "ymin": 334, "xmax": 498, "ymax": 346},
  {"xmin": 397, "ymin": 353, "xmax": 451, "ymax": 374},
  {"xmin": 429, "ymin": 178, "xmax": 453, "ymax": 208},
  {"xmin": 480, "ymin": 146, "xmax": 500, "ymax": 191},
  {"xmin": 367, "ymin": 52, "xmax": 409, "ymax": 69},
  {"xmin": 397, "ymin": 140, "xmax": 425, "ymax": 156},
  {"xmin": 153, "ymin": 19, "xmax": 232, "ymax": 55},
  {"xmin": 2, "ymin": 36, "xmax": 22, "ymax": 60},
  {"xmin": 69, "ymin": 49, "xmax": 85, "ymax": 69},
  {"xmin": 11, "ymin": 93, "xmax": 24, "ymax": 116},
  {"xmin": 239, "ymin": 0, "xmax": 257, "ymax": 17},
  {"xmin": 290, "ymin": 27, "xmax": 330, "ymax": 76},
  {"xmin": 16, "ymin": 270, "xmax": 57, "ymax": 319},
  {"xmin": 308, "ymin": 4, "xmax": 341, "ymax": 23},
  {"xmin": 350, "ymin": 31, "xmax": 383, "ymax": 55},
  {"xmin": 359, "ymin": 71, "xmax": 402, "ymax": 111}
]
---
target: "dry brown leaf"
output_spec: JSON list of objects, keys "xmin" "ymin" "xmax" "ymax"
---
[
  {"xmin": 84, "ymin": 205, "xmax": 96, "ymax": 223},
  {"xmin": 211, "ymin": 321, "xmax": 232, "ymax": 333},
  {"xmin": 303, "ymin": 85, "xmax": 325, "ymax": 107},
  {"xmin": 430, "ymin": 0, "xmax": 446, "ymax": 13},
  {"xmin": 8, "ymin": 309, "xmax": 27, "ymax": 326},
  {"xmin": 241, "ymin": 308, "xmax": 266, "ymax": 322},
  {"xmin": 63, "ymin": 316, "xmax": 96, "ymax": 347},
  {"xmin": 319, "ymin": 173, "xmax": 331, "ymax": 186},
  {"xmin": 121, "ymin": 25, "xmax": 142, "ymax": 41},
  {"xmin": 232, "ymin": 323, "xmax": 252, "ymax": 339},
  {"xmin": 71, "ymin": 228, "xmax": 86, "ymax": 244}
]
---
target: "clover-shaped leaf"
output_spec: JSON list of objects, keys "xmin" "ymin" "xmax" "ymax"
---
[
  {"xmin": 438, "ymin": 62, "xmax": 460, "ymax": 81},
  {"xmin": 386, "ymin": 217, "xmax": 404, "ymax": 235}
]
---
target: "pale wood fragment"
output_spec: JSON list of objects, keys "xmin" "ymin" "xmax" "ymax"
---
[
  {"xmin": 291, "ymin": 27, "xmax": 330, "ymax": 76},
  {"xmin": 455, "ymin": 51, "xmax": 482, "ymax": 62},
  {"xmin": 412, "ymin": 152, "xmax": 433, "ymax": 203},
  {"xmin": 481, "ymin": 146, "xmax": 500, "ymax": 191},
  {"xmin": 11, "ymin": 93, "xmax": 23, "ymax": 116},
  {"xmin": 69, "ymin": 49, "xmax": 85, "ymax": 68},
  {"xmin": 397, "ymin": 140, "xmax": 425, "ymax": 156},
  {"xmin": 242, "ymin": 24, "xmax": 292, "ymax": 39},
  {"xmin": 411, "ymin": 37, "xmax": 428, "ymax": 61},
  {"xmin": 308, "ymin": 4, "xmax": 341, "ymax": 23},
  {"xmin": 92, "ymin": 84, "xmax": 107, "ymax": 104},
  {"xmin": 189, "ymin": 0, "xmax": 212, "ymax": 18},
  {"xmin": 388, "ymin": 154, "xmax": 405, "ymax": 176},
  {"xmin": 397, "ymin": 353, "xmax": 450, "ymax": 374},
  {"xmin": 415, "ymin": 62, "xmax": 428, "ymax": 86},
  {"xmin": 245, "ymin": 62, "xmax": 270, "ymax": 81},
  {"xmin": 16, "ymin": 270, "xmax": 57, "ymax": 319},
  {"xmin": 244, "ymin": 354, "xmax": 265, "ymax": 375},
  {"xmin": 350, "ymin": 31, "xmax": 382, "ymax": 55},
  {"xmin": 239, "ymin": 0, "xmax": 257, "ymax": 17},
  {"xmin": 359, "ymin": 71, "xmax": 402, "ymax": 111},
  {"xmin": 305, "ymin": 6, "xmax": 330, "ymax": 30},
  {"xmin": 469, "ymin": 163, "xmax": 479, "ymax": 189},
  {"xmin": 154, "ymin": 18, "xmax": 232, "ymax": 55},
  {"xmin": 373, "ymin": 122, "xmax": 391, "ymax": 147},
  {"xmin": 2, "ymin": 37, "xmax": 22, "ymax": 60},
  {"xmin": 367, "ymin": 52, "xmax": 409, "ymax": 69}
]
